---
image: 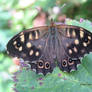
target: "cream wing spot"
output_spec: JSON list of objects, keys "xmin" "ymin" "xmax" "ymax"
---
[
  {"xmin": 80, "ymin": 31, "xmax": 84, "ymax": 38},
  {"xmin": 19, "ymin": 46, "xmax": 22, "ymax": 51},
  {"xmin": 67, "ymin": 29, "xmax": 70, "ymax": 37},
  {"xmin": 29, "ymin": 50, "xmax": 34, "ymax": 56},
  {"xmin": 13, "ymin": 41, "xmax": 17, "ymax": 45},
  {"xmin": 20, "ymin": 35, "xmax": 25, "ymax": 42},
  {"xmin": 35, "ymin": 51, "xmax": 40, "ymax": 56},
  {"xmin": 29, "ymin": 33, "xmax": 33, "ymax": 40},
  {"xmin": 83, "ymin": 42, "xmax": 87, "ymax": 47},
  {"xmin": 72, "ymin": 30, "xmax": 76, "ymax": 37},
  {"xmin": 26, "ymin": 42, "xmax": 32, "ymax": 48},
  {"xmin": 35, "ymin": 31, "xmax": 39, "ymax": 39},
  {"xmin": 88, "ymin": 36, "xmax": 91, "ymax": 40},
  {"xmin": 73, "ymin": 47, "xmax": 78, "ymax": 53},
  {"xmin": 74, "ymin": 39, "xmax": 79, "ymax": 45},
  {"xmin": 69, "ymin": 49, "xmax": 72, "ymax": 54}
]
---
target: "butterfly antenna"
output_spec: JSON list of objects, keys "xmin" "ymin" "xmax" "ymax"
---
[
  {"xmin": 60, "ymin": 3, "xmax": 66, "ymax": 10},
  {"xmin": 50, "ymin": 4, "xmax": 66, "ymax": 26}
]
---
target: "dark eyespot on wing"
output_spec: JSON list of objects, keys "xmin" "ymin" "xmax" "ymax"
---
[
  {"xmin": 57, "ymin": 55, "xmax": 81, "ymax": 72},
  {"xmin": 29, "ymin": 59, "xmax": 56, "ymax": 75}
]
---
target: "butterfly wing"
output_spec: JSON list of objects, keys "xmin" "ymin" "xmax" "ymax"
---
[
  {"xmin": 7, "ymin": 26, "xmax": 56, "ymax": 75},
  {"xmin": 56, "ymin": 25, "xmax": 92, "ymax": 72}
]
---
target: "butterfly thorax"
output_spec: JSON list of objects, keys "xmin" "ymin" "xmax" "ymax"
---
[
  {"xmin": 46, "ymin": 27, "xmax": 59, "ymax": 59},
  {"xmin": 49, "ymin": 19, "xmax": 57, "ymax": 35}
]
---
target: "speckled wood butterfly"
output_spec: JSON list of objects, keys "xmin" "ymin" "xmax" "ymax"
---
[{"xmin": 7, "ymin": 20, "xmax": 92, "ymax": 75}]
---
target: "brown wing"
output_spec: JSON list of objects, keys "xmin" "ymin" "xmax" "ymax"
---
[
  {"xmin": 56, "ymin": 25, "xmax": 92, "ymax": 72},
  {"xmin": 7, "ymin": 26, "xmax": 56, "ymax": 75}
]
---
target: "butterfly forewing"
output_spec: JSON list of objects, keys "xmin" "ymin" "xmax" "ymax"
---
[{"xmin": 7, "ymin": 27, "xmax": 48, "ymax": 56}]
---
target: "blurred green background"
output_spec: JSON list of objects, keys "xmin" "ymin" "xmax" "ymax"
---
[{"xmin": 0, "ymin": 0, "xmax": 92, "ymax": 92}]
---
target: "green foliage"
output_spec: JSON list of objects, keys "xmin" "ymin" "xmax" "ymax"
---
[
  {"xmin": 0, "ymin": 53, "xmax": 13, "ymax": 92},
  {"xmin": 79, "ymin": 0, "xmax": 92, "ymax": 20},
  {"xmin": 13, "ymin": 20, "xmax": 92, "ymax": 92},
  {"xmin": 0, "ymin": 0, "xmax": 92, "ymax": 92}
]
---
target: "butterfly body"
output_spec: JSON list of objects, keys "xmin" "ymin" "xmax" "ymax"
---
[{"xmin": 7, "ymin": 22, "xmax": 92, "ymax": 75}]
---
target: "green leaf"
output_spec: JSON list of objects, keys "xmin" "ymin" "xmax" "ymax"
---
[{"xmin": 13, "ymin": 19, "xmax": 92, "ymax": 92}]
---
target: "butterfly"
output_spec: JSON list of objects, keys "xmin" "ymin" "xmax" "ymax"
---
[{"xmin": 7, "ymin": 20, "xmax": 92, "ymax": 75}]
